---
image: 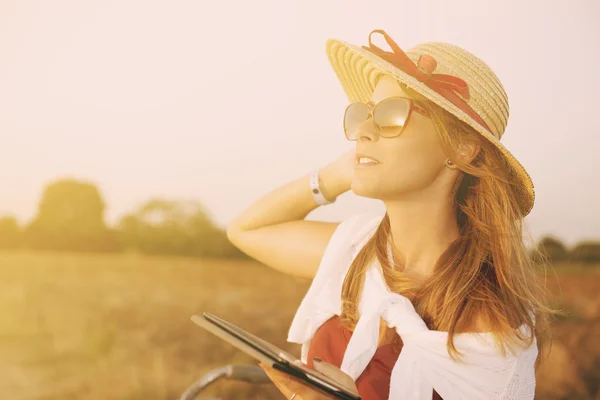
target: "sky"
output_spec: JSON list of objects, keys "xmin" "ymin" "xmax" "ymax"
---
[{"xmin": 0, "ymin": 0, "xmax": 598, "ymax": 246}]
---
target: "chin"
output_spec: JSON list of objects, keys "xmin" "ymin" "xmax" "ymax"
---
[{"xmin": 350, "ymin": 180, "xmax": 384, "ymax": 199}]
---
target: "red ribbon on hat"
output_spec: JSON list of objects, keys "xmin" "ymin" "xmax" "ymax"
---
[{"xmin": 362, "ymin": 29, "xmax": 492, "ymax": 133}]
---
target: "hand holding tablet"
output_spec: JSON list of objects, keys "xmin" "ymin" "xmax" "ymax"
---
[{"xmin": 190, "ymin": 312, "xmax": 361, "ymax": 400}]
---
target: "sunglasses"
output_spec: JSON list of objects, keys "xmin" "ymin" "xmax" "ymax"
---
[{"xmin": 343, "ymin": 96, "xmax": 429, "ymax": 141}]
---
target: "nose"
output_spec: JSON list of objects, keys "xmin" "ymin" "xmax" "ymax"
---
[{"xmin": 354, "ymin": 113, "xmax": 378, "ymax": 142}]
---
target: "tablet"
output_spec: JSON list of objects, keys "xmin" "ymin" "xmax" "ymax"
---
[{"xmin": 191, "ymin": 312, "xmax": 361, "ymax": 400}]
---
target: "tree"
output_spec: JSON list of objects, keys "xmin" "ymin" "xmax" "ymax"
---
[
  {"xmin": 117, "ymin": 198, "xmax": 244, "ymax": 258},
  {"xmin": 532, "ymin": 236, "xmax": 569, "ymax": 264},
  {"xmin": 569, "ymin": 241, "xmax": 600, "ymax": 263},
  {"xmin": 0, "ymin": 216, "xmax": 22, "ymax": 249},
  {"xmin": 24, "ymin": 179, "xmax": 121, "ymax": 252}
]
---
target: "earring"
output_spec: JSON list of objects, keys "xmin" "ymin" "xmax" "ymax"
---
[{"xmin": 446, "ymin": 159, "xmax": 455, "ymax": 168}]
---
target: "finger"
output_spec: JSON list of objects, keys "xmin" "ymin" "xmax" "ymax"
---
[
  {"xmin": 313, "ymin": 360, "xmax": 359, "ymax": 394},
  {"xmin": 260, "ymin": 364, "xmax": 291, "ymax": 382},
  {"xmin": 264, "ymin": 373, "xmax": 294, "ymax": 397},
  {"xmin": 293, "ymin": 359, "xmax": 312, "ymax": 369},
  {"xmin": 259, "ymin": 363, "xmax": 325, "ymax": 400},
  {"xmin": 279, "ymin": 378, "xmax": 337, "ymax": 400},
  {"xmin": 260, "ymin": 362, "xmax": 305, "ymax": 386},
  {"xmin": 258, "ymin": 363, "xmax": 299, "ymax": 397}
]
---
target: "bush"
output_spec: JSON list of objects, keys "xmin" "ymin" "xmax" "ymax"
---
[
  {"xmin": 24, "ymin": 179, "xmax": 122, "ymax": 252},
  {"xmin": 569, "ymin": 242, "xmax": 600, "ymax": 263},
  {"xmin": 117, "ymin": 198, "xmax": 245, "ymax": 258},
  {"xmin": 0, "ymin": 216, "xmax": 22, "ymax": 249},
  {"xmin": 533, "ymin": 236, "xmax": 569, "ymax": 264}
]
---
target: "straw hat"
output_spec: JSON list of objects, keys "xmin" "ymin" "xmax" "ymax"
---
[{"xmin": 325, "ymin": 29, "xmax": 535, "ymax": 217}]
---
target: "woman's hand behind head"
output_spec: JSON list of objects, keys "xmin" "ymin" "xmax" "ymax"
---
[{"xmin": 319, "ymin": 149, "xmax": 355, "ymax": 200}]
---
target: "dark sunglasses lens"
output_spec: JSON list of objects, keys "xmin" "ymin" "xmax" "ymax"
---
[
  {"xmin": 374, "ymin": 98, "xmax": 411, "ymax": 137},
  {"xmin": 344, "ymin": 103, "xmax": 369, "ymax": 140}
]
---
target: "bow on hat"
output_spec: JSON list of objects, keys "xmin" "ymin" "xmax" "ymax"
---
[{"xmin": 361, "ymin": 29, "xmax": 492, "ymax": 133}]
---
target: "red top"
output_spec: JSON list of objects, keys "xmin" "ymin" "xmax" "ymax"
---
[{"xmin": 306, "ymin": 315, "xmax": 443, "ymax": 400}]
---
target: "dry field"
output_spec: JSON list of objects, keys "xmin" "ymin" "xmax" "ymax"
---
[{"xmin": 0, "ymin": 250, "xmax": 598, "ymax": 400}]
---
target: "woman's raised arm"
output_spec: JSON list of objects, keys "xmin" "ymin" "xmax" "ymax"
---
[{"xmin": 226, "ymin": 150, "xmax": 354, "ymax": 280}]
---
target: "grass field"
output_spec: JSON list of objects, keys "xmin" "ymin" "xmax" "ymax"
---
[{"xmin": 0, "ymin": 250, "xmax": 598, "ymax": 400}]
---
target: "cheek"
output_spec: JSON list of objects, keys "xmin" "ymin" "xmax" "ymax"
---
[
  {"xmin": 378, "ymin": 139, "xmax": 446, "ymax": 192},
  {"xmin": 389, "ymin": 148, "xmax": 440, "ymax": 176},
  {"xmin": 388, "ymin": 138, "xmax": 444, "ymax": 174},
  {"xmin": 351, "ymin": 126, "xmax": 447, "ymax": 198}
]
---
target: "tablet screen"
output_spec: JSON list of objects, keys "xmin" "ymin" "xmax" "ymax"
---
[{"xmin": 204, "ymin": 312, "xmax": 294, "ymax": 362}]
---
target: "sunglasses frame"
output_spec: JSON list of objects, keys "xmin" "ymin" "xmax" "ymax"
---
[{"xmin": 343, "ymin": 96, "xmax": 429, "ymax": 141}]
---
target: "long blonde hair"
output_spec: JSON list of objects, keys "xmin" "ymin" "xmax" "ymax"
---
[{"xmin": 339, "ymin": 79, "xmax": 562, "ymax": 369}]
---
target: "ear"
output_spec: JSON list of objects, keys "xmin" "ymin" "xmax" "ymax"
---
[{"xmin": 456, "ymin": 139, "xmax": 481, "ymax": 165}]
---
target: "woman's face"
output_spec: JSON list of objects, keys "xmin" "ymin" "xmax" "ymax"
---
[{"xmin": 350, "ymin": 75, "xmax": 450, "ymax": 201}]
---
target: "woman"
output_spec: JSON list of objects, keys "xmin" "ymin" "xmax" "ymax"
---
[{"xmin": 227, "ymin": 29, "xmax": 559, "ymax": 400}]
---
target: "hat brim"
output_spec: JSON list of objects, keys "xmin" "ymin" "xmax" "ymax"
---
[{"xmin": 325, "ymin": 38, "xmax": 535, "ymax": 218}]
